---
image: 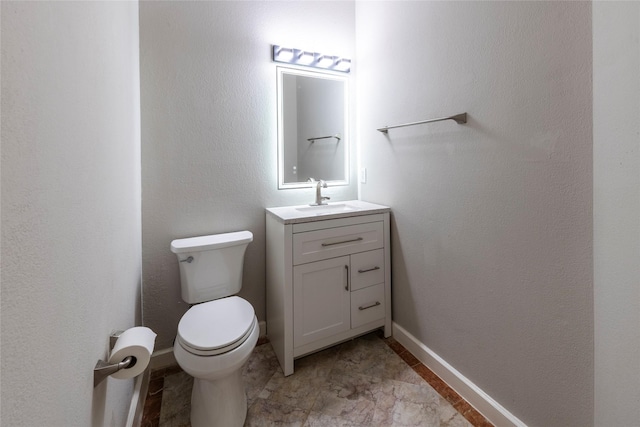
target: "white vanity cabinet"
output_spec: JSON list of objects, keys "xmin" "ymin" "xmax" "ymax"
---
[{"xmin": 266, "ymin": 201, "xmax": 391, "ymax": 376}]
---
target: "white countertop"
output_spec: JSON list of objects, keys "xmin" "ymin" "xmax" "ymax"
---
[{"xmin": 266, "ymin": 200, "xmax": 390, "ymax": 224}]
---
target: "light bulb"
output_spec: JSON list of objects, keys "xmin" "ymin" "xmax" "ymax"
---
[
  {"xmin": 317, "ymin": 55, "xmax": 334, "ymax": 68},
  {"xmin": 334, "ymin": 58, "xmax": 351, "ymax": 72},
  {"xmin": 276, "ymin": 47, "xmax": 294, "ymax": 62},
  {"xmin": 298, "ymin": 51, "xmax": 314, "ymax": 65}
]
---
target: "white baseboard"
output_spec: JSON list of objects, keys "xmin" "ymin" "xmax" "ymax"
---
[
  {"xmin": 150, "ymin": 320, "xmax": 268, "ymax": 371},
  {"xmin": 392, "ymin": 322, "xmax": 527, "ymax": 427}
]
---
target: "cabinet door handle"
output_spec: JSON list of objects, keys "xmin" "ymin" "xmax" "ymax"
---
[
  {"xmin": 357, "ymin": 266, "xmax": 380, "ymax": 274},
  {"xmin": 321, "ymin": 237, "xmax": 363, "ymax": 247},
  {"xmin": 358, "ymin": 301, "xmax": 381, "ymax": 311},
  {"xmin": 345, "ymin": 265, "xmax": 349, "ymax": 291}
]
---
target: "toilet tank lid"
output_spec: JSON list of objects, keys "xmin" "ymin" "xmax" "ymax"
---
[{"xmin": 171, "ymin": 231, "xmax": 253, "ymax": 254}]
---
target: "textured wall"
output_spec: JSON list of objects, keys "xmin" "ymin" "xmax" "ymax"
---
[
  {"xmin": 140, "ymin": 1, "xmax": 357, "ymax": 349},
  {"xmin": 593, "ymin": 2, "xmax": 640, "ymax": 425},
  {"xmin": 356, "ymin": 2, "xmax": 593, "ymax": 425},
  {"xmin": 1, "ymin": 2, "xmax": 141, "ymax": 426}
]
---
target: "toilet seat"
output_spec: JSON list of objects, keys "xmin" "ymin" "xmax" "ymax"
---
[{"xmin": 177, "ymin": 296, "xmax": 256, "ymax": 356}]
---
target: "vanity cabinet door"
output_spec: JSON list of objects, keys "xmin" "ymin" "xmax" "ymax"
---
[{"xmin": 293, "ymin": 256, "xmax": 351, "ymax": 347}]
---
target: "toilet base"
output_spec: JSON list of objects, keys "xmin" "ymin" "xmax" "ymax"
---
[{"xmin": 190, "ymin": 369, "xmax": 247, "ymax": 427}]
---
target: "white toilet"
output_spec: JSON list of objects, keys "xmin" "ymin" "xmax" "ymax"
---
[{"xmin": 170, "ymin": 230, "xmax": 259, "ymax": 427}]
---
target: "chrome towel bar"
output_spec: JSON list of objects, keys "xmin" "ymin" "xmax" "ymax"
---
[
  {"xmin": 377, "ymin": 112, "xmax": 467, "ymax": 134},
  {"xmin": 308, "ymin": 134, "xmax": 341, "ymax": 143}
]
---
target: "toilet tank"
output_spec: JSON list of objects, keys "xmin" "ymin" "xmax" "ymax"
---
[{"xmin": 171, "ymin": 231, "xmax": 253, "ymax": 304}]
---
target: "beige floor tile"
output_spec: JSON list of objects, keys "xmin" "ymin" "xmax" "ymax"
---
[
  {"xmin": 245, "ymin": 399, "xmax": 308, "ymax": 427},
  {"xmin": 153, "ymin": 333, "xmax": 482, "ymax": 427},
  {"xmin": 310, "ymin": 369, "xmax": 379, "ymax": 425},
  {"xmin": 159, "ymin": 371, "xmax": 192, "ymax": 427},
  {"xmin": 371, "ymin": 377, "xmax": 448, "ymax": 426}
]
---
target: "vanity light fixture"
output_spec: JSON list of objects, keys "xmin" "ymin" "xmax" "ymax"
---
[{"xmin": 272, "ymin": 45, "xmax": 351, "ymax": 73}]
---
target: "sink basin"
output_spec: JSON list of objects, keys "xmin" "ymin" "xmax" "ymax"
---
[{"xmin": 295, "ymin": 203, "xmax": 358, "ymax": 215}]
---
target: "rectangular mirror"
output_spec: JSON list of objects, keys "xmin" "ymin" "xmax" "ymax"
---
[{"xmin": 277, "ymin": 67, "xmax": 349, "ymax": 189}]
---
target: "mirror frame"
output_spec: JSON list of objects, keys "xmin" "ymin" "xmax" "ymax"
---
[{"xmin": 277, "ymin": 66, "xmax": 349, "ymax": 189}]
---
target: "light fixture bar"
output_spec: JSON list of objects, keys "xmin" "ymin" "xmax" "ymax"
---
[{"xmin": 272, "ymin": 45, "xmax": 351, "ymax": 73}]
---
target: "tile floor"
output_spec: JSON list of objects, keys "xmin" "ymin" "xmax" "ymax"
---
[{"xmin": 142, "ymin": 331, "xmax": 493, "ymax": 427}]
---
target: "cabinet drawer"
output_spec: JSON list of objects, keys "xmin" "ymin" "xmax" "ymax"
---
[
  {"xmin": 293, "ymin": 222, "xmax": 384, "ymax": 265},
  {"xmin": 350, "ymin": 249, "xmax": 385, "ymax": 292},
  {"xmin": 351, "ymin": 283, "xmax": 385, "ymax": 329}
]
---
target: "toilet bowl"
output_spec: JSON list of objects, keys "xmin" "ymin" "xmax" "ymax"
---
[
  {"xmin": 171, "ymin": 231, "xmax": 257, "ymax": 427},
  {"xmin": 174, "ymin": 297, "xmax": 259, "ymax": 427}
]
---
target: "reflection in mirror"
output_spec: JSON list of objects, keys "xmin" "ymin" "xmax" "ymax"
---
[{"xmin": 277, "ymin": 67, "xmax": 348, "ymax": 189}]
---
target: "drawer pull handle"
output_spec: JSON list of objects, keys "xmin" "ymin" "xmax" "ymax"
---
[
  {"xmin": 357, "ymin": 266, "xmax": 380, "ymax": 274},
  {"xmin": 321, "ymin": 237, "xmax": 363, "ymax": 247},
  {"xmin": 358, "ymin": 301, "xmax": 381, "ymax": 311}
]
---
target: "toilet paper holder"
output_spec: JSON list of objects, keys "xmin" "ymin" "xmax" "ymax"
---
[{"xmin": 93, "ymin": 331, "xmax": 137, "ymax": 387}]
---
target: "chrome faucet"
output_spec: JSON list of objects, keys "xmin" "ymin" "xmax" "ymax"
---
[{"xmin": 308, "ymin": 177, "xmax": 330, "ymax": 206}]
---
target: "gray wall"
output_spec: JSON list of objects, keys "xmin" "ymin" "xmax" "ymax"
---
[
  {"xmin": 1, "ymin": 2, "xmax": 142, "ymax": 425},
  {"xmin": 356, "ymin": 2, "xmax": 593, "ymax": 426},
  {"xmin": 593, "ymin": 2, "xmax": 640, "ymax": 425},
  {"xmin": 139, "ymin": 1, "xmax": 357, "ymax": 349}
]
